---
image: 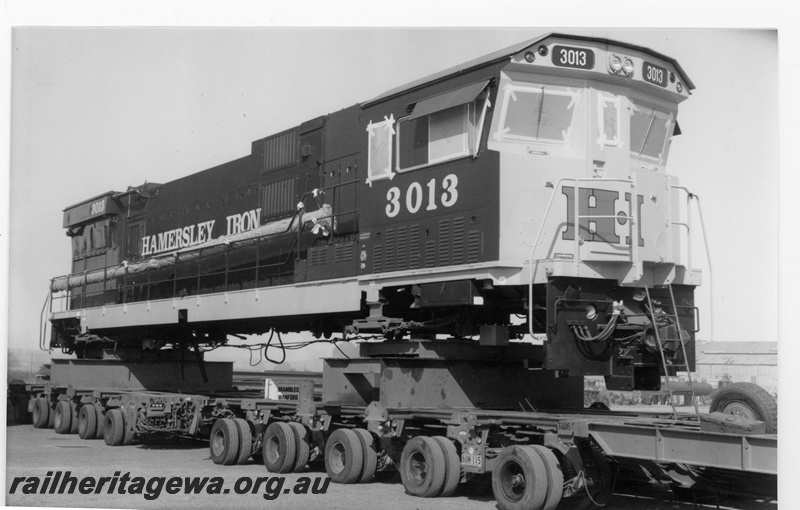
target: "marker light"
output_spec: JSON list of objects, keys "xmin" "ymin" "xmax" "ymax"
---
[
  {"xmin": 537, "ymin": 45, "xmax": 549, "ymax": 57},
  {"xmin": 622, "ymin": 58, "xmax": 634, "ymax": 76},
  {"xmin": 609, "ymin": 55, "xmax": 622, "ymax": 73},
  {"xmin": 524, "ymin": 51, "xmax": 536, "ymax": 63},
  {"xmin": 676, "ymin": 82, "xmax": 683, "ymax": 93}
]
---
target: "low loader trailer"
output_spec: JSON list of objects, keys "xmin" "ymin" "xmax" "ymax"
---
[{"xmin": 23, "ymin": 340, "xmax": 778, "ymax": 510}]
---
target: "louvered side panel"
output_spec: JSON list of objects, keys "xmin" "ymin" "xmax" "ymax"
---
[
  {"xmin": 438, "ymin": 219, "xmax": 451, "ymax": 267},
  {"xmin": 451, "ymin": 217, "xmax": 465, "ymax": 265},
  {"xmin": 384, "ymin": 228, "xmax": 396, "ymax": 272},
  {"xmin": 467, "ymin": 230, "xmax": 482, "ymax": 263},
  {"xmin": 396, "ymin": 226, "xmax": 408, "ymax": 271},
  {"xmin": 409, "ymin": 224, "xmax": 421, "ymax": 269}
]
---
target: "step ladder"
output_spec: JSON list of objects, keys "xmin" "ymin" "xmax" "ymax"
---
[{"xmin": 644, "ymin": 285, "xmax": 700, "ymax": 421}]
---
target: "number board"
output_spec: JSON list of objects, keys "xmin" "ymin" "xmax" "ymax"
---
[
  {"xmin": 643, "ymin": 61, "xmax": 668, "ymax": 87},
  {"xmin": 551, "ymin": 45, "xmax": 595, "ymax": 70}
]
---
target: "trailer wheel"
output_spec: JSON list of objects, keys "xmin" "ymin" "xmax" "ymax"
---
[
  {"xmin": 431, "ymin": 436, "xmax": 460, "ymax": 497},
  {"xmin": 325, "ymin": 428, "xmax": 364, "ymax": 484},
  {"xmin": 94, "ymin": 408, "xmax": 106, "ymax": 439},
  {"xmin": 104, "ymin": 409, "xmax": 126, "ymax": 446},
  {"xmin": 32, "ymin": 398, "xmax": 50, "ymax": 429},
  {"xmin": 233, "ymin": 418, "xmax": 253, "ymax": 465},
  {"xmin": 263, "ymin": 422, "xmax": 296, "ymax": 473},
  {"xmin": 54, "ymin": 401, "xmax": 72, "ymax": 434},
  {"xmin": 69, "ymin": 403, "xmax": 79, "ymax": 434},
  {"xmin": 287, "ymin": 422, "xmax": 311, "ymax": 473},
  {"xmin": 209, "ymin": 419, "xmax": 240, "ymax": 465},
  {"xmin": 400, "ymin": 436, "xmax": 447, "ymax": 498},
  {"xmin": 710, "ymin": 382, "xmax": 777, "ymax": 434},
  {"xmin": 122, "ymin": 411, "xmax": 135, "ymax": 446},
  {"xmin": 353, "ymin": 428, "xmax": 378, "ymax": 483},
  {"xmin": 491, "ymin": 445, "xmax": 548, "ymax": 510},
  {"xmin": 78, "ymin": 405, "xmax": 97, "ymax": 439},
  {"xmin": 530, "ymin": 445, "xmax": 564, "ymax": 510}
]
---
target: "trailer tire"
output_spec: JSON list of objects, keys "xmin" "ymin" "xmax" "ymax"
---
[
  {"xmin": 263, "ymin": 422, "xmax": 296, "ymax": 473},
  {"xmin": 69, "ymin": 403, "xmax": 80, "ymax": 434},
  {"xmin": 54, "ymin": 401, "xmax": 72, "ymax": 434},
  {"xmin": 210, "ymin": 419, "xmax": 240, "ymax": 465},
  {"xmin": 710, "ymin": 382, "xmax": 777, "ymax": 434},
  {"xmin": 104, "ymin": 409, "xmax": 126, "ymax": 446},
  {"xmin": 94, "ymin": 408, "xmax": 106, "ymax": 439},
  {"xmin": 288, "ymin": 422, "xmax": 311, "ymax": 473},
  {"xmin": 353, "ymin": 428, "xmax": 378, "ymax": 483},
  {"xmin": 233, "ymin": 418, "xmax": 253, "ymax": 465},
  {"xmin": 530, "ymin": 445, "xmax": 563, "ymax": 510},
  {"xmin": 32, "ymin": 398, "xmax": 50, "ymax": 429},
  {"xmin": 122, "ymin": 411, "xmax": 135, "ymax": 446},
  {"xmin": 400, "ymin": 436, "xmax": 447, "ymax": 498},
  {"xmin": 431, "ymin": 436, "xmax": 460, "ymax": 497},
  {"xmin": 78, "ymin": 405, "xmax": 98, "ymax": 439},
  {"xmin": 325, "ymin": 428, "xmax": 363, "ymax": 484},
  {"xmin": 491, "ymin": 445, "xmax": 548, "ymax": 510}
]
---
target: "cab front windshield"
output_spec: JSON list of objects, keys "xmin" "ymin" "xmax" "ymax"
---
[{"xmin": 496, "ymin": 83, "xmax": 580, "ymax": 144}]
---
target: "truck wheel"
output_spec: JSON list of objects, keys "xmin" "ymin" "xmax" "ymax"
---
[
  {"xmin": 233, "ymin": 418, "xmax": 253, "ymax": 465},
  {"xmin": 263, "ymin": 422, "xmax": 296, "ymax": 473},
  {"xmin": 431, "ymin": 436, "xmax": 460, "ymax": 497},
  {"xmin": 94, "ymin": 408, "xmax": 106, "ymax": 439},
  {"xmin": 710, "ymin": 382, "xmax": 777, "ymax": 434},
  {"xmin": 32, "ymin": 398, "xmax": 50, "ymax": 429},
  {"xmin": 122, "ymin": 410, "xmax": 135, "ymax": 445},
  {"xmin": 69, "ymin": 403, "xmax": 79, "ymax": 434},
  {"xmin": 78, "ymin": 405, "xmax": 97, "ymax": 439},
  {"xmin": 54, "ymin": 401, "xmax": 72, "ymax": 434},
  {"xmin": 104, "ymin": 409, "xmax": 126, "ymax": 446},
  {"xmin": 400, "ymin": 436, "xmax": 446, "ymax": 498},
  {"xmin": 325, "ymin": 428, "xmax": 363, "ymax": 484},
  {"xmin": 529, "ymin": 445, "xmax": 563, "ymax": 510},
  {"xmin": 491, "ymin": 445, "xmax": 548, "ymax": 510},
  {"xmin": 287, "ymin": 422, "xmax": 311, "ymax": 473},
  {"xmin": 353, "ymin": 428, "xmax": 378, "ymax": 483},
  {"xmin": 209, "ymin": 419, "xmax": 240, "ymax": 465}
]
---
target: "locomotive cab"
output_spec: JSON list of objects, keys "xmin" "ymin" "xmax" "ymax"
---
[{"xmin": 485, "ymin": 35, "xmax": 698, "ymax": 389}]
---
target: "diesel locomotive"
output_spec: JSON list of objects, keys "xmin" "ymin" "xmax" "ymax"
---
[{"xmin": 48, "ymin": 32, "xmax": 700, "ymax": 399}]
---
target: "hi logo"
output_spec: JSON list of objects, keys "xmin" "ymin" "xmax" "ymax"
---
[{"xmin": 562, "ymin": 187, "xmax": 644, "ymax": 246}]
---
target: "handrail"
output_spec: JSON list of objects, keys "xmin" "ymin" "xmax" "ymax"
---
[
  {"xmin": 671, "ymin": 186, "xmax": 713, "ymax": 342},
  {"xmin": 39, "ymin": 292, "xmax": 52, "ymax": 351}
]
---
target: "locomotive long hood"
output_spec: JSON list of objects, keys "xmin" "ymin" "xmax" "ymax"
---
[{"xmin": 51, "ymin": 205, "xmax": 332, "ymax": 293}]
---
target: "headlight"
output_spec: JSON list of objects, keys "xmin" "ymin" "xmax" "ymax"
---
[
  {"xmin": 609, "ymin": 55, "xmax": 622, "ymax": 73},
  {"xmin": 622, "ymin": 58, "xmax": 635, "ymax": 76}
]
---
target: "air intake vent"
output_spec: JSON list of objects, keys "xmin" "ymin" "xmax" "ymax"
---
[{"xmin": 438, "ymin": 219, "xmax": 451, "ymax": 266}]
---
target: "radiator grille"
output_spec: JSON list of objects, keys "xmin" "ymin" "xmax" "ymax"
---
[
  {"xmin": 263, "ymin": 130, "xmax": 297, "ymax": 171},
  {"xmin": 261, "ymin": 177, "xmax": 296, "ymax": 218},
  {"xmin": 371, "ymin": 217, "xmax": 481, "ymax": 274}
]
